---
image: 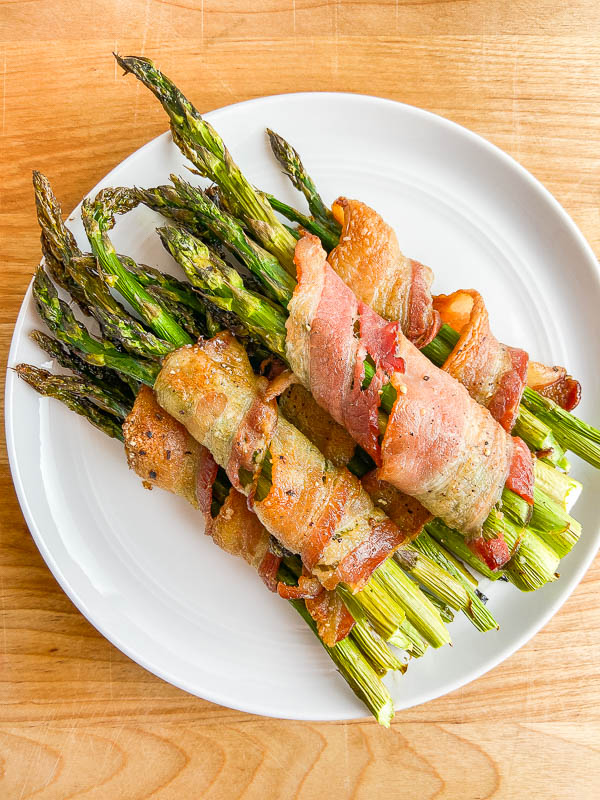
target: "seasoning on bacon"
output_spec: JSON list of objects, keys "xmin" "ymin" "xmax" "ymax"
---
[
  {"xmin": 328, "ymin": 197, "xmax": 440, "ymax": 348},
  {"xmin": 123, "ymin": 385, "xmax": 279, "ymax": 587},
  {"xmin": 154, "ymin": 332, "xmax": 413, "ymax": 591},
  {"xmin": 289, "ymin": 234, "xmax": 517, "ymax": 546}
]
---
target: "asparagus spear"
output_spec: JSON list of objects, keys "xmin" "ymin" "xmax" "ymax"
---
[
  {"xmin": 33, "ymin": 267, "xmax": 160, "ymax": 386},
  {"xmin": 115, "ymin": 54, "xmax": 298, "ymax": 273},
  {"xmin": 15, "ymin": 364, "xmax": 133, "ymax": 419},
  {"xmin": 15, "ymin": 364, "xmax": 126, "ymax": 441},
  {"xmin": 266, "ymin": 128, "xmax": 341, "ymax": 234},
  {"xmin": 137, "ymin": 179, "xmax": 296, "ymax": 307},
  {"xmin": 266, "ymin": 193, "xmax": 340, "ymax": 251},
  {"xmin": 30, "ymin": 329, "xmax": 137, "ymax": 405},
  {"xmin": 157, "ymin": 223, "xmax": 289, "ymax": 358},
  {"xmin": 81, "ymin": 188, "xmax": 192, "ymax": 347}
]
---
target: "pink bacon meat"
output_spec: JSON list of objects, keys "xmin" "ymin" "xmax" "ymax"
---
[{"xmin": 288, "ymin": 235, "xmax": 533, "ymax": 550}]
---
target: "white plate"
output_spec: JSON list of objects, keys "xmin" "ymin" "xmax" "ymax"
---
[{"xmin": 6, "ymin": 93, "xmax": 600, "ymax": 721}]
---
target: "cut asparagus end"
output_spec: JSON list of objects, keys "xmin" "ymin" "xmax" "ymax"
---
[
  {"xmin": 534, "ymin": 458, "xmax": 582, "ymax": 511},
  {"xmin": 372, "ymin": 558, "xmax": 452, "ymax": 648},
  {"xmin": 289, "ymin": 599, "xmax": 395, "ymax": 726},
  {"xmin": 397, "ymin": 619, "xmax": 428, "ymax": 658},
  {"xmin": 410, "ymin": 531, "xmax": 499, "ymax": 632},
  {"xmin": 339, "ymin": 581, "xmax": 405, "ymax": 644},
  {"xmin": 350, "ymin": 618, "xmax": 406, "ymax": 675}
]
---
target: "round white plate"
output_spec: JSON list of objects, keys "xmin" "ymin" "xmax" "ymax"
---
[{"xmin": 6, "ymin": 93, "xmax": 600, "ymax": 721}]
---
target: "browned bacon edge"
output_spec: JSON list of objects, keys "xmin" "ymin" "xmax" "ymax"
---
[
  {"xmin": 434, "ymin": 290, "xmax": 529, "ymax": 433},
  {"xmin": 124, "ymin": 386, "xmax": 354, "ymax": 646}
]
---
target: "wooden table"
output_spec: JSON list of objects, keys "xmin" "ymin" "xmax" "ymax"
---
[{"xmin": 2, "ymin": 2, "xmax": 600, "ymax": 796}]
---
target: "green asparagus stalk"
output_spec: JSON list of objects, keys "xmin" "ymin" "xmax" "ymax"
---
[
  {"xmin": 521, "ymin": 386, "xmax": 600, "ymax": 468},
  {"xmin": 422, "ymin": 591, "xmax": 455, "ymax": 623},
  {"xmin": 266, "ymin": 128, "xmax": 341, "ymax": 234},
  {"xmin": 337, "ymin": 581, "xmax": 405, "ymax": 645},
  {"xmin": 157, "ymin": 224, "xmax": 289, "ymax": 358},
  {"xmin": 138, "ymin": 179, "xmax": 296, "ymax": 307},
  {"xmin": 30, "ymin": 329, "xmax": 137, "ymax": 404},
  {"xmin": 81, "ymin": 188, "xmax": 192, "ymax": 347},
  {"xmin": 33, "ymin": 267, "xmax": 160, "ymax": 386},
  {"xmin": 15, "ymin": 365, "xmax": 132, "ymax": 419},
  {"xmin": 534, "ymin": 459, "xmax": 582, "ymax": 509},
  {"xmin": 15, "ymin": 364, "xmax": 126, "ymax": 441},
  {"xmin": 35, "ymin": 172, "xmax": 181, "ymax": 361},
  {"xmin": 289, "ymin": 598, "xmax": 395, "ymax": 725},
  {"xmin": 529, "ymin": 488, "xmax": 582, "ymax": 558},
  {"xmin": 409, "ymin": 531, "xmax": 498, "ymax": 631},
  {"xmin": 350, "ymin": 618, "xmax": 406, "ymax": 676},
  {"xmin": 398, "ymin": 620, "xmax": 428, "ymax": 658},
  {"xmin": 371, "ymin": 558, "xmax": 452, "ymax": 648},
  {"xmin": 266, "ymin": 193, "xmax": 340, "ymax": 251},
  {"xmin": 115, "ymin": 54, "xmax": 298, "ymax": 272}
]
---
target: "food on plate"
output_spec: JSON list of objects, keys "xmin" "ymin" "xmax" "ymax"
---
[{"xmin": 12, "ymin": 55, "xmax": 600, "ymax": 725}]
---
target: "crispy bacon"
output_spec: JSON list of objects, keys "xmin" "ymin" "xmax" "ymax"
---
[
  {"xmin": 527, "ymin": 361, "xmax": 581, "ymax": 411},
  {"xmin": 468, "ymin": 534, "xmax": 510, "ymax": 571},
  {"xmin": 227, "ymin": 377, "xmax": 278, "ymax": 491},
  {"xmin": 277, "ymin": 573, "xmax": 322, "ymax": 600},
  {"xmin": 155, "ymin": 331, "xmax": 413, "ymax": 590},
  {"xmin": 506, "ymin": 435, "xmax": 535, "ymax": 505},
  {"xmin": 361, "ymin": 470, "xmax": 432, "ymax": 541},
  {"xmin": 305, "ymin": 590, "xmax": 355, "ymax": 646},
  {"xmin": 278, "ymin": 384, "xmax": 357, "ymax": 467},
  {"xmin": 123, "ymin": 385, "xmax": 276, "ymax": 589},
  {"xmin": 434, "ymin": 290, "xmax": 528, "ymax": 432},
  {"xmin": 328, "ymin": 197, "xmax": 440, "ymax": 347},
  {"xmin": 290, "ymin": 235, "xmax": 514, "ymax": 537},
  {"xmin": 326, "ymin": 516, "xmax": 409, "ymax": 591}
]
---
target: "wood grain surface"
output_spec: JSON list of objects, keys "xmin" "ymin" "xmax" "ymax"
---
[{"xmin": 2, "ymin": 2, "xmax": 600, "ymax": 797}]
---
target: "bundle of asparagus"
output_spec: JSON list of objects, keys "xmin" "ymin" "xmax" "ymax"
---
[
  {"xmin": 109, "ymin": 55, "xmax": 592, "ymax": 593},
  {"xmin": 20, "ymin": 173, "xmax": 510, "ymax": 724}
]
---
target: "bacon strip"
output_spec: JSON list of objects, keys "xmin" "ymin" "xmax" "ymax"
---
[
  {"xmin": 289, "ymin": 235, "xmax": 516, "ymax": 540},
  {"xmin": 289, "ymin": 233, "xmax": 405, "ymax": 464},
  {"xmin": 328, "ymin": 197, "xmax": 440, "ymax": 347},
  {"xmin": 527, "ymin": 362, "xmax": 581, "ymax": 411},
  {"xmin": 123, "ymin": 385, "xmax": 277, "ymax": 586},
  {"xmin": 506, "ymin": 435, "xmax": 535, "ymax": 506},
  {"xmin": 154, "ymin": 332, "xmax": 412, "ymax": 590},
  {"xmin": 433, "ymin": 291, "xmax": 528, "ymax": 432},
  {"xmin": 329, "ymin": 199, "xmax": 579, "ymax": 414}
]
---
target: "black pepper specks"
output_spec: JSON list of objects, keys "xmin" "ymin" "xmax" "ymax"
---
[
  {"xmin": 149, "ymin": 470, "xmax": 157, "ymax": 479},
  {"xmin": 145, "ymin": 430, "xmax": 153, "ymax": 438}
]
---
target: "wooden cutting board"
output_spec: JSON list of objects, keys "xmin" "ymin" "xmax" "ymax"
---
[{"xmin": 1, "ymin": 2, "xmax": 599, "ymax": 797}]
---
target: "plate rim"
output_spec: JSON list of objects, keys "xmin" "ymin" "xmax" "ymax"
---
[{"xmin": 5, "ymin": 90, "xmax": 600, "ymax": 721}]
